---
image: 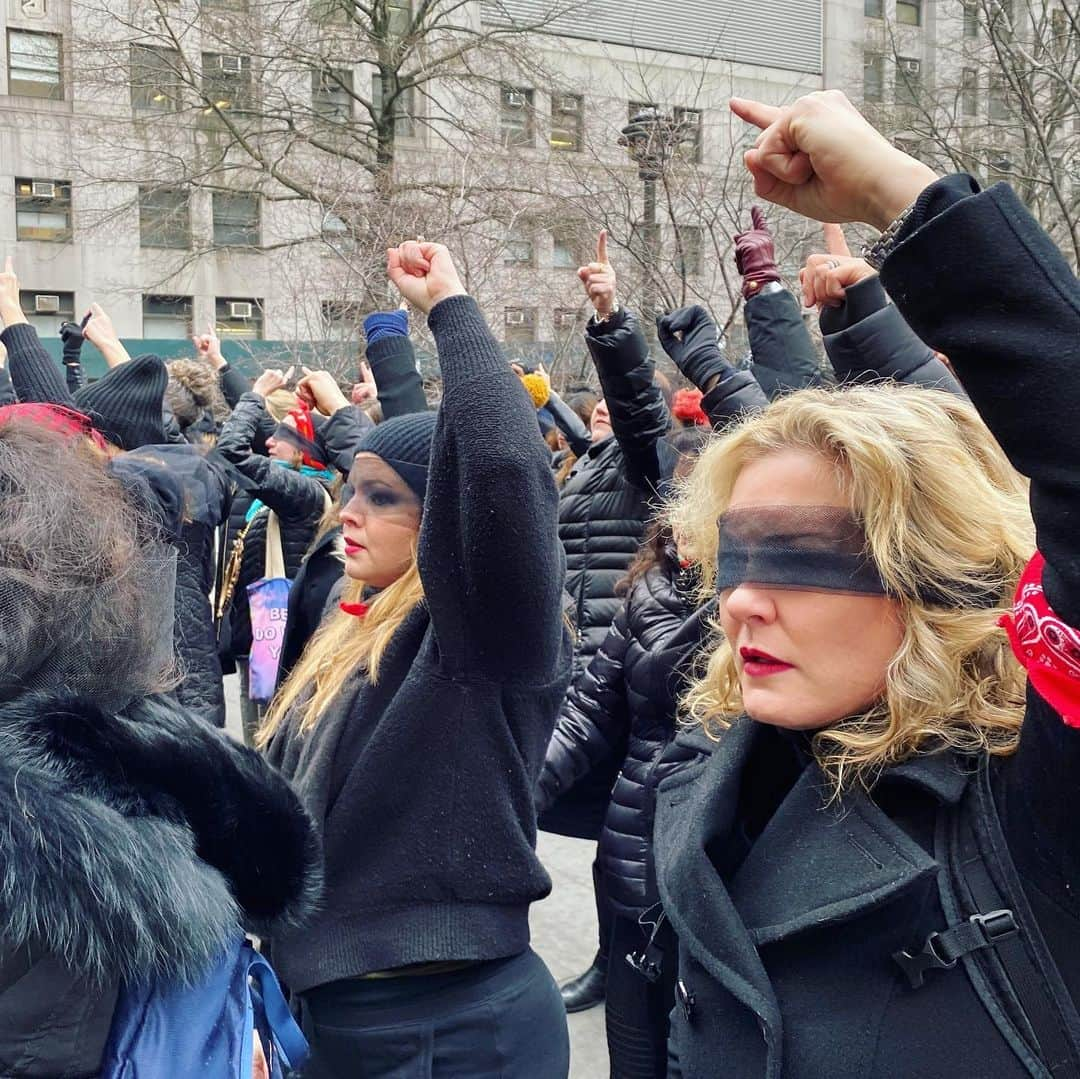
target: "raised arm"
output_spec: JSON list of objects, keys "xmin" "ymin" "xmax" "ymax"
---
[
  {"xmin": 194, "ymin": 323, "xmax": 249, "ymax": 408},
  {"xmin": 217, "ymin": 371, "xmax": 328, "ymax": 520},
  {"xmin": 657, "ymin": 305, "xmax": 768, "ymax": 430},
  {"xmin": 579, "ymin": 231, "xmax": 670, "ymax": 489},
  {"xmin": 388, "ymin": 241, "xmax": 566, "ymax": 685},
  {"xmin": 0, "ymin": 258, "xmax": 72, "ymax": 407},
  {"xmin": 363, "ymin": 309, "xmax": 428, "ymax": 418},
  {"xmin": 735, "ymin": 207, "xmax": 822, "ymax": 398},
  {"xmin": 804, "ymin": 223, "xmax": 963, "ymax": 394}
]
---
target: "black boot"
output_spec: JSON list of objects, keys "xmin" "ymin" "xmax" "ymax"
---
[{"xmin": 559, "ymin": 952, "xmax": 607, "ymax": 1014}]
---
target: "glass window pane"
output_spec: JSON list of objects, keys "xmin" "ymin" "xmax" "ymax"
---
[
  {"xmin": 201, "ymin": 53, "xmax": 253, "ymax": 113},
  {"xmin": 962, "ymin": 68, "xmax": 978, "ymax": 116},
  {"xmin": 8, "ymin": 31, "xmax": 62, "ymax": 99},
  {"xmin": 550, "ymin": 93, "xmax": 583, "ymax": 152},
  {"xmin": 142, "ymin": 294, "xmax": 193, "ymax": 337},
  {"xmin": 864, "ymin": 0, "xmax": 883, "ymax": 16},
  {"xmin": 896, "ymin": 0, "xmax": 921, "ymax": 25},
  {"xmin": 674, "ymin": 107, "xmax": 703, "ymax": 163},
  {"xmin": 503, "ymin": 306, "xmax": 536, "ymax": 343},
  {"xmin": 20, "ymin": 290, "xmax": 75, "ymax": 336},
  {"xmin": 131, "ymin": 45, "xmax": 183, "ymax": 110},
  {"xmin": 675, "ymin": 226, "xmax": 703, "ymax": 276},
  {"xmin": 896, "ymin": 58, "xmax": 922, "ymax": 106},
  {"xmin": 15, "ymin": 177, "xmax": 72, "ymax": 242},
  {"xmin": 139, "ymin": 187, "xmax": 191, "ymax": 248},
  {"xmin": 963, "ymin": 1, "xmax": 980, "ymax": 36},
  {"xmin": 371, "ymin": 73, "xmax": 415, "ymax": 137},
  {"xmin": 215, "ymin": 297, "xmax": 263, "ymax": 339},
  {"xmin": 500, "ymin": 85, "xmax": 534, "ymax": 148},
  {"xmin": 864, "ymin": 52, "xmax": 884, "ymax": 102},
  {"xmin": 212, "ymin": 193, "xmax": 260, "ymax": 246},
  {"xmin": 313, "ymin": 68, "xmax": 353, "ymax": 121}
]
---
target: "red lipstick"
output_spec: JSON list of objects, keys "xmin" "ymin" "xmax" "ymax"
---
[{"xmin": 739, "ymin": 646, "xmax": 794, "ymax": 677}]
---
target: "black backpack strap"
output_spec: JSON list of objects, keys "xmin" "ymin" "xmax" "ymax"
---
[{"xmin": 955, "ymin": 766, "xmax": 1080, "ymax": 1078}]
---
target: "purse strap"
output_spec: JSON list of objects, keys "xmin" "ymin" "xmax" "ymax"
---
[{"xmin": 264, "ymin": 511, "xmax": 286, "ymax": 580}]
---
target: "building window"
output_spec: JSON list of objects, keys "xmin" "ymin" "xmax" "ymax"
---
[
  {"xmin": 553, "ymin": 307, "xmax": 585, "ymax": 338},
  {"xmin": 628, "ymin": 100, "xmax": 658, "ymax": 122},
  {"xmin": 215, "ymin": 297, "xmax": 263, "ymax": 339},
  {"xmin": 131, "ymin": 45, "xmax": 183, "ymax": 111},
  {"xmin": 7, "ymin": 30, "xmax": 62, "ymax": 99},
  {"xmin": 322, "ymin": 300, "xmax": 364, "ymax": 342},
  {"xmin": 550, "ymin": 93, "xmax": 583, "ymax": 152},
  {"xmin": 863, "ymin": 52, "xmax": 884, "ymax": 102},
  {"xmin": 961, "ymin": 68, "xmax": 979, "ymax": 117},
  {"xmin": 387, "ymin": 0, "xmax": 412, "ymax": 37},
  {"xmin": 312, "ymin": 68, "xmax": 353, "ymax": 121},
  {"xmin": 552, "ymin": 222, "xmax": 583, "ymax": 268},
  {"xmin": 139, "ymin": 187, "xmax": 191, "ymax": 248},
  {"xmin": 143, "ymin": 295, "xmax": 193, "ymax": 338},
  {"xmin": 674, "ymin": 107, "xmax": 703, "ymax": 163},
  {"xmin": 15, "ymin": 178, "xmax": 72, "ymax": 242},
  {"xmin": 896, "ymin": 0, "xmax": 922, "ymax": 25},
  {"xmin": 675, "ymin": 225, "xmax": 703, "ymax": 276},
  {"xmin": 500, "ymin": 85, "xmax": 534, "ymax": 148},
  {"xmin": 503, "ymin": 221, "xmax": 535, "ymax": 267},
  {"xmin": 896, "ymin": 57, "xmax": 922, "ymax": 106},
  {"xmin": 21, "ymin": 290, "xmax": 74, "ymax": 336},
  {"xmin": 963, "ymin": 0, "xmax": 980, "ymax": 36},
  {"xmin": 864, "ymin": 0, "xmax": 883, "ymax": 17},
  {"xmin": 201, "ymin": 52, "xmax": 253, "ymax": 114},
  {"xmin": 371, "ymin": 73, "xmax": 415, "ymax": 138},
  {"xmin": 988, "ymin": 73, "xmax": 1010, "ymax": 120},
  {"xmin": 212, "ymin": 192, "xmax": 260, "ymax": 247},
  {"xmin": 504, "ymin": 307, "xmax": 536, "ymax": 343}
]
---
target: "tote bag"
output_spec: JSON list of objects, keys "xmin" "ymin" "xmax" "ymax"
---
[{"xmin": 246, "ymin": 511, "xmax": 291, "ymax": 703}]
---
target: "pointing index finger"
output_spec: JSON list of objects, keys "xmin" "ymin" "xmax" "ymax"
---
[
  {"xmin": 823, "ymin": 223, "xmax": 852, "ymax": 258},
  {"xmin": 730, "ymin": 97, "xmax": 781, "ymax": 131},
  {"xmin": 596, "ymin": 229, "xmax": 608, "ymax": 267}
]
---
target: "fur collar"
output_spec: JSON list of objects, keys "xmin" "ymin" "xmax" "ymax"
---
[{"xmin": 0, "ymin": 692, "xmax": 321, "ymax": 986}]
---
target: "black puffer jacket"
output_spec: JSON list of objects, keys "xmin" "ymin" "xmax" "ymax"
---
[
  {"xmin": 216, "ymin": 393, "xmax": 331, "ymax": 661},
  {"xmin": 537, "ymin": 554, "xmax": 712, "ymax": 916},
  {"xmin": 543, "ymin": 308, "xmax": 675, "ymax": 840},
  {"xmin": 0, "ymin": 691, "xmax": 320, "ymax": 1078}
]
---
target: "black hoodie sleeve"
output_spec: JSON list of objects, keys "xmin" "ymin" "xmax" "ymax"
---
[
  {"xmin": 421, "ymin": 295, "xmax": 567, "ymax": 684},
  {"xmin": 366, "ymin": 334, "xmax": 428, "ymax": 418},
  {"xmin": 217, "ymin": 363, "xmax": 251, "ymax": 409},
  {"xmin": 0, "ymin": 324, "xmax": 74, "ymax": 407},
  {"xmin": 0, "ymin": 366, "xmax": 14, "ymax": 406}
]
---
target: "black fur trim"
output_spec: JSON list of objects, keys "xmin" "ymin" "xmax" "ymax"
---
[{"xmin": 0, "ymin": 693, "xmax": 322, "ymax": 984}]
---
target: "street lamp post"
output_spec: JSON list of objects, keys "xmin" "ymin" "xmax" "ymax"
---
[{"xmin": 619, "ymin": 107, "xmax": 674, "ymax": 344}]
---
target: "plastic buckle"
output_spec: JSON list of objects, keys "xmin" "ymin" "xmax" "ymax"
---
[
  {"xmin": 894, "ymin": 931, "xmax": 957, "ymax": 989},
  {"xmin": 971, "ymin": 908, "xmax": 1019, "ymax": 943},
  {"xmin": 625, "ymin": 942, "xmax": 663, "ymax": 984}
]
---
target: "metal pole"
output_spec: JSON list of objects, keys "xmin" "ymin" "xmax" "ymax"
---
[{"xmin": 642, "ymin": 174, "xmax": 658, "ymax": 344}]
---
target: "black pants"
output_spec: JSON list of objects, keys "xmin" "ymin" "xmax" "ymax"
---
[
  {"xmin": 605, "ymin": 915, "xmax": 678, "ymax": 1079},
  {"xmin": 593, "ymin": 852, "xmax": 612, "ymax": 967},
  {"xmin": 298, "ymin": 950, "xmax": 569, "ymax": 1078}
]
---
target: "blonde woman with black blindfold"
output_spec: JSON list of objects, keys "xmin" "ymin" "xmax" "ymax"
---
[{"xmin": 657, "ymin": 91, "xmax": 1080, "ymax": 1079}]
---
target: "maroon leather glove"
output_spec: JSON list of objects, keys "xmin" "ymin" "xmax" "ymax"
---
[{"xmin": 734, "ymin": 206, "xmax": 781, "ymax": 301}]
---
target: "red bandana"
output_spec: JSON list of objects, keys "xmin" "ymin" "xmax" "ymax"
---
[
  {"xmin": 0, "ymin": 402, "xmax": 107, "ymax": 450},
  {"xmin": 999, "ymin": 552, "xmax": 1080, "ymax": 727},
  {"xmin": 340, "ymin": 601, "xmax": 369, "ymax": 619}
]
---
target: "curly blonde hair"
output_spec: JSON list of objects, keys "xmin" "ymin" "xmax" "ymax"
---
[{"xmin": 670, "ymin": 384, "xmax": 1035, "ymax": 793}]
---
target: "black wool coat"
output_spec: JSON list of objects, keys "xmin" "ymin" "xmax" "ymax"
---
[
  {"xmin": 657, "ymin": 177, "xmax": 1080, "ymax": 1078},
  {"xmin": 0, "ymin": 692, "xmax": 320, "ymax": 1078}
]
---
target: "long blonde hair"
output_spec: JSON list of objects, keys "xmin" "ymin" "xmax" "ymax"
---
[
  {"xmin": 257, "ymin": 552, "xmax": 424, "ymax": 746},
  {"xmin": 670, "ymin": 384, "xmax": 1035, "ymax": 793}
]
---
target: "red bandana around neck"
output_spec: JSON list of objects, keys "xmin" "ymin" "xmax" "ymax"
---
[
  {"xmin": 340, "ymin": 601, "xmax": 369, "ymax": 619},
  {"xmin": 999, "ymin": 552, "xmax": 1080, "ymax": 727}
]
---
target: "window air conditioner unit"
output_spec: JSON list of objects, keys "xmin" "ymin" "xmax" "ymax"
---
[
  {"xmin": 554, "ymin": 310, "xmax": 577, "ymax": 328},
  {"xmin": 557, "ymin": 95, "xmax": 578, "ymax": 113},
  {"xmin": 505, "ymin": 309, "xmax": 526, "ymax": 326},
  {"xmin": 229, "ymin": 301, "xmax": 253, "ymax": 319},
  {"xmin": 219, "ymin": 55, "xmax": 243, "ymax": 75},
  {"xmin": 506, "ymin": 91, "xmax": 526, "ymax": 108},
  {"xmin": 31, "ymin": 181, "xmax": 56, "ymax": 199},
  {"xmin": 35, "ymin": 294, "xmax": 61, "ymax": 313},
  {"xmin": 901, "ymin": 58, "xmax": 922, "ymax": 74}
]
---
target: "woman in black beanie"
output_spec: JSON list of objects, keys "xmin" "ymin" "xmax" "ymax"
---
[{"xmin": 260, "ymin": 241, "xmax": 572, "ymax": 1078}]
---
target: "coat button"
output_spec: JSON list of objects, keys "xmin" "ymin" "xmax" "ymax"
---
[{"xmin": 677, "ymin": 978, "xmax": 696, "ymax": 1023}]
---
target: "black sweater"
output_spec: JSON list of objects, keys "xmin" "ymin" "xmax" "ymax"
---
[{"xmin": 264, "ymin": 295, "xmax": 572, "ymax": 993}]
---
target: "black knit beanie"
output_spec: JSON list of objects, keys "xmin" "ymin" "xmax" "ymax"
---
[
  {"xmin": 74, "ymin": 353, "xmax": 169, "ymax": 450},
  {"xmin": 356, "ymin": 410, "xmax": 437, "ymax": 502}
]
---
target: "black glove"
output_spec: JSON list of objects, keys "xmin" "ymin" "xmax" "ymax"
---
[{"xmin": 656, "ymin": 305, "xmax": 732, "ymax": 391}]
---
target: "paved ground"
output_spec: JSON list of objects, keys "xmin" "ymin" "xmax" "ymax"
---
[{"xmin": 225, "ymin": 676, "xmax": 608, "ymax": 1077}]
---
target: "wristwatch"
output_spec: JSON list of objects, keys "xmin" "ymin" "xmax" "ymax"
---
[
  {"xmin": 593, "ymin": 301, "xmax": 621, "ymax": 325},
  {"xmin": 862, "ymin": 202, "xmax": 917, "ymax": 270}
]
